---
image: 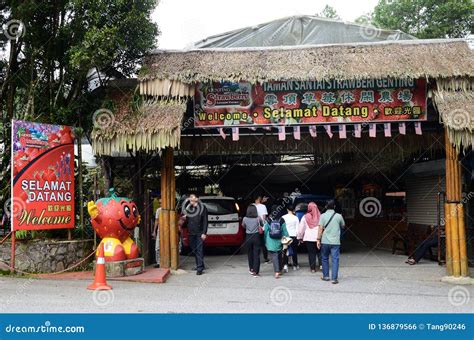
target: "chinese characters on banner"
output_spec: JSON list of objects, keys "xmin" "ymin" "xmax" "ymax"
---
[
  {"xmin": 194, "ymin": 78, "xmax": 427, "ymax": 128},
  {"xmin": 11, "ymin": 120, "xmax": 75, "ymax": 231}
]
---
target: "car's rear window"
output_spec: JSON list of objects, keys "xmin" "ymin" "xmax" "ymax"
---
[{"xmin": 201, "ymin": 199, "xmax": 237, "ymax": 215}]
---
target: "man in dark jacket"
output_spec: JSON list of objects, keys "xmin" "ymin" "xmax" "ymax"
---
[{"xmin": 184, "ymin": 193, "xmax": 208, "ymax": 275}]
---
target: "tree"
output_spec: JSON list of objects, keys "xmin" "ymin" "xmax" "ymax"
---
[
  {"xmin": 354, "ymin": 13, "xmax": 373, "ymax": 26},
  {"xmin": 318, "ymin": 5, "xmax": 340, "ymax": 20},
  {"xmin": 0, "ymin": 0, "xmax": 159, "ymax": 208},
  {"xmin": 372, "ymin": 0, "xmax": 473, "ymax": 38}
]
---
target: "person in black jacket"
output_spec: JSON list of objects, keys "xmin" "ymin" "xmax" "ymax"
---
[{"xmin": 183, "ymin": 193, "xmax": 208, "ymax": 275}]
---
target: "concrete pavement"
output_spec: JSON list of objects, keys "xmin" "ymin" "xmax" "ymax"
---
[{"xmin": 0, "ymin": 247, "xmax": 472, "ymax": 313}]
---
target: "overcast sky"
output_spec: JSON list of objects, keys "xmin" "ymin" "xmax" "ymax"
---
[{"xmin": 153, "ymin": 0, "xmax": 379, "ymax": 49}]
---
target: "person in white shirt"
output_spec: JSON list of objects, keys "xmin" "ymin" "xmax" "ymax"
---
[
  {"xmin": 282, "ymin": 205, "xmax": 300, "ymax": 271},
  {"xmin": 253, "ymin": 194, "xmax": 269, "ymax": 262}
]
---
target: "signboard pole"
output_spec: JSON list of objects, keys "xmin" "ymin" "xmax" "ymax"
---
[
  {"xmin": 77, "ymin": 128, "xmax": 84, "ymax": 237},
  {"xmin": 10, "ymin": 232, "xmax": 15, "ymax": 273},
  {"xmin": 10, "ymin": 119, "xmax": 15, "ymax": 273}
]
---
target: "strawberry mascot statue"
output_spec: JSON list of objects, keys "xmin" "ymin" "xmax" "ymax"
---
[{"xmin": 87, "ymin": 188, "xmax": 141, "ymax": 261}]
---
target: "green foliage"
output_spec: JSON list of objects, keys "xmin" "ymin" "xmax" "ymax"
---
[
  {"xmin": 354, "ymin": 13, "xmax": 373, "ymax": 25},
  {"xmin": 373, "ymin": 0, "xmax": 474, "ymax": 38},
  {"xmin": 0, "ymin": 0, "xmax": 160, "ymax": 232},
  {"xmin": 318, "ymin": 4, "xmax": 340, "ymax": 20}
]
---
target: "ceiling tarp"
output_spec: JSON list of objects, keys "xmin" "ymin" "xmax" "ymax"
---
[{"xmin": 192, "ymin": 15, "xmax": 415, "ymax": 48}]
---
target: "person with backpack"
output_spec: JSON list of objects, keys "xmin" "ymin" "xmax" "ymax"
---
[
  {"xmin": 253, "ymin": 194, "xmax": 270, "ymax": 263},
  {"xmin": 264, "ymin": 208, "xmax": 289, "ymax": 279},
  {"xmin": 242, "ymin": 204, "xmax": 262, "ymax": 277},
  {"xmin": 318, "ymin": 200, "xmax": 345, "ymax": 284},
  {"xmin": 297, "ymin": 202, "xmax": 322, "ymax": 273}
]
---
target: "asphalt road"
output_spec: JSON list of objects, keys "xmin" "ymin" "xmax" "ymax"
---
[{"xmin": 0, "ymin": 247, "xmax": 472, "ymax": 313}]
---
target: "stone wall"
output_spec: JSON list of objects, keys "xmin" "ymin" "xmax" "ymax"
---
[{"xmin": 0, "ymin": 239, "xmax": 94, "ymax": 273}]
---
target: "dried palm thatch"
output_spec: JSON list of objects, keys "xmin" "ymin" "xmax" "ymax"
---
[
  {"xmin": 433, "ymin": 77, "xmax": 474, "ymax": 150},
  {"xmin": 180, "ymin": 132, "xmax": 443, "ymax": 159},
  {"xmin": 139, "ymin": 39, "xmax": 473, "ymax": 89},
  {"xmin": 91, "ymin": 88, "xmax": 185, "ymax": 156}
]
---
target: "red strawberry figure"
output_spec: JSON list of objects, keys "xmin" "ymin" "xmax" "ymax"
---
[{"xmin": 87, "ymin": 188, "xmax": 141, "ymax": 262}]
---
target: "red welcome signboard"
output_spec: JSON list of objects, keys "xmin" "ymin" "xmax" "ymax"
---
[
  {"xmin": 194, "ymin": 78, "xmax": 427, "ymax": 128},
  {"xmin": 11, "ymin": 120, "xmax": 75, "ymax": 231}
]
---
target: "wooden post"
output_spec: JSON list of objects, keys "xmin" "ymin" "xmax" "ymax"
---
[
  {"xmin": 160, "ymin": 148, "xmax": 175, "ymax": 269},
  {"xmin": 444, "ymin": 129, "xmax": 468, "ymax": 277},
  {"xmin": 160, "ymin": 149, "xmax": 169, "ymax": 268},
  {"xmin": 169, "ymin": 148, "xmax": 179, "ymax": 270}
]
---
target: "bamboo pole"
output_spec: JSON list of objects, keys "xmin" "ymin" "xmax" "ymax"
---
[
  {"xmin": 444, "ymin": 203, "xmax": 453, "ymax": 275},
  {"xmin": 450, "ymin": 203, "xmax": 461, "ymax": 277},
  {"xmin": 457, "ymin": 204, "xmax": 468, "ymax": 277},
  {"xmin": 444, "ymin": 130, "xmax": 453, "ymax": 275},
  {"xmin": 444, "ymin": 128, "xmax": 468, "ymax": 277}
]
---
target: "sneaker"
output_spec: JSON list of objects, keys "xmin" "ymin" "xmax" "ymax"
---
[
  {"xmin": 252, "ymin": 273, "xmax": 260, "ymax": 278},
  {"xmin": 331, "ymin": 280, "xmax": 339, "ymax": 284},
  {"xmin": 292, "ymin": 266, "xmax": 297, "ymax": 271},
  {"xmin": 196, "ymin": 271, "xmax": 204, "ymax": 275},
  {"xmin": 274, "ymin": 273, "xmax": 281, "ymax": 279},
  {"xmin": 283, "ymin": 265, "xmax": 288, "ymax": 273},
  {"xmin": 249, "ymin": 270, "xmax": 255, "ymax": 275},
  {"xmin": 321, "ymin": 277, "xmax": 330, "ymax": 281}
]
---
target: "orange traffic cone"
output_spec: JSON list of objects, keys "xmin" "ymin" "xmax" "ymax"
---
[{"xmin": 87, "ymin": 242, "xmax": 112, "ymax": 290}]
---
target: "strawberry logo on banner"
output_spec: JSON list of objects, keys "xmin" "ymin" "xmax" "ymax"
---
[
  {"xmin": 194, "ymin": 79, "xmax": 427, "ymax": 128},
  {"xmin": 11, "ymin": 120, "xmax": 75, "ymax": 231}
]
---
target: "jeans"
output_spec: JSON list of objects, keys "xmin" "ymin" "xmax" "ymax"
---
[
  {"xmin": 283, "ymin": 236, "xmax": 299, "ymax": 266},
  {"xmin": 189, "ymin": 234, "xmax": 205, "ymax": 272},
  {"xmin": 260, "ymin": 233, "xmax": 268, "ymax": 261},
  {"xmin": 305, "ymin": 241, "xmax": 321, "ymax": 270},
  {"xmin": 269, "ymin": 251, "xmax": 281, "ymax": 273},
  {"xmin": 246, "ymin": 233, "xmax": 261, "ymax": 274},
  {"xmin": 321, "ymin": 243, "xmax": 340, "ymax": 281},
  {"xmin": 412, "ymin": 236, "xmax": 437, "ymax": 262}
]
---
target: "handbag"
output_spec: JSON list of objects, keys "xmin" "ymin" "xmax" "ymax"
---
[{"xmin": 258, "ymin": 217, "xmax": 264, "ymax": 235}]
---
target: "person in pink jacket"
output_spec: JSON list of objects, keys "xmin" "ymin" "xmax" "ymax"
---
[{"xmin": 297, "ymin": 202, "xmax": 322, "ymax": 272}]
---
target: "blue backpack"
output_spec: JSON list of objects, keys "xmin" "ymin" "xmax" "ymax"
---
[{"xmin": 269, "ymin": 218, "xmax": 283, "ymax": 239}]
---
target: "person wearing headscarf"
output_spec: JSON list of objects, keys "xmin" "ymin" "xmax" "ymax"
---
[{"xmin": 297, "ymin": 202, "xmax": 321, "ymax": 272}]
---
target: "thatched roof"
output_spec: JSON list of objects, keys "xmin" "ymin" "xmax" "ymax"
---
[
  {"xmin": 139, "ymin": 39, "xmax": 473, "ymax": 86},
  {"xmin": 91, "ymin": 83, "xmax": 185, "ymax": 156},
  {"xmin": 434, "ymin": 78, "xmax": 474, "ymax": 150}
]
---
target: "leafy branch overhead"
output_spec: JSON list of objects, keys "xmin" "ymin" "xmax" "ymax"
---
[
  {"xmin": 0, "ymin": 0, "xmax": 159, "ymax": 202},
  {"xmin": 371, "ymin": 0, "xmax": 473, "ymax": 39}
]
